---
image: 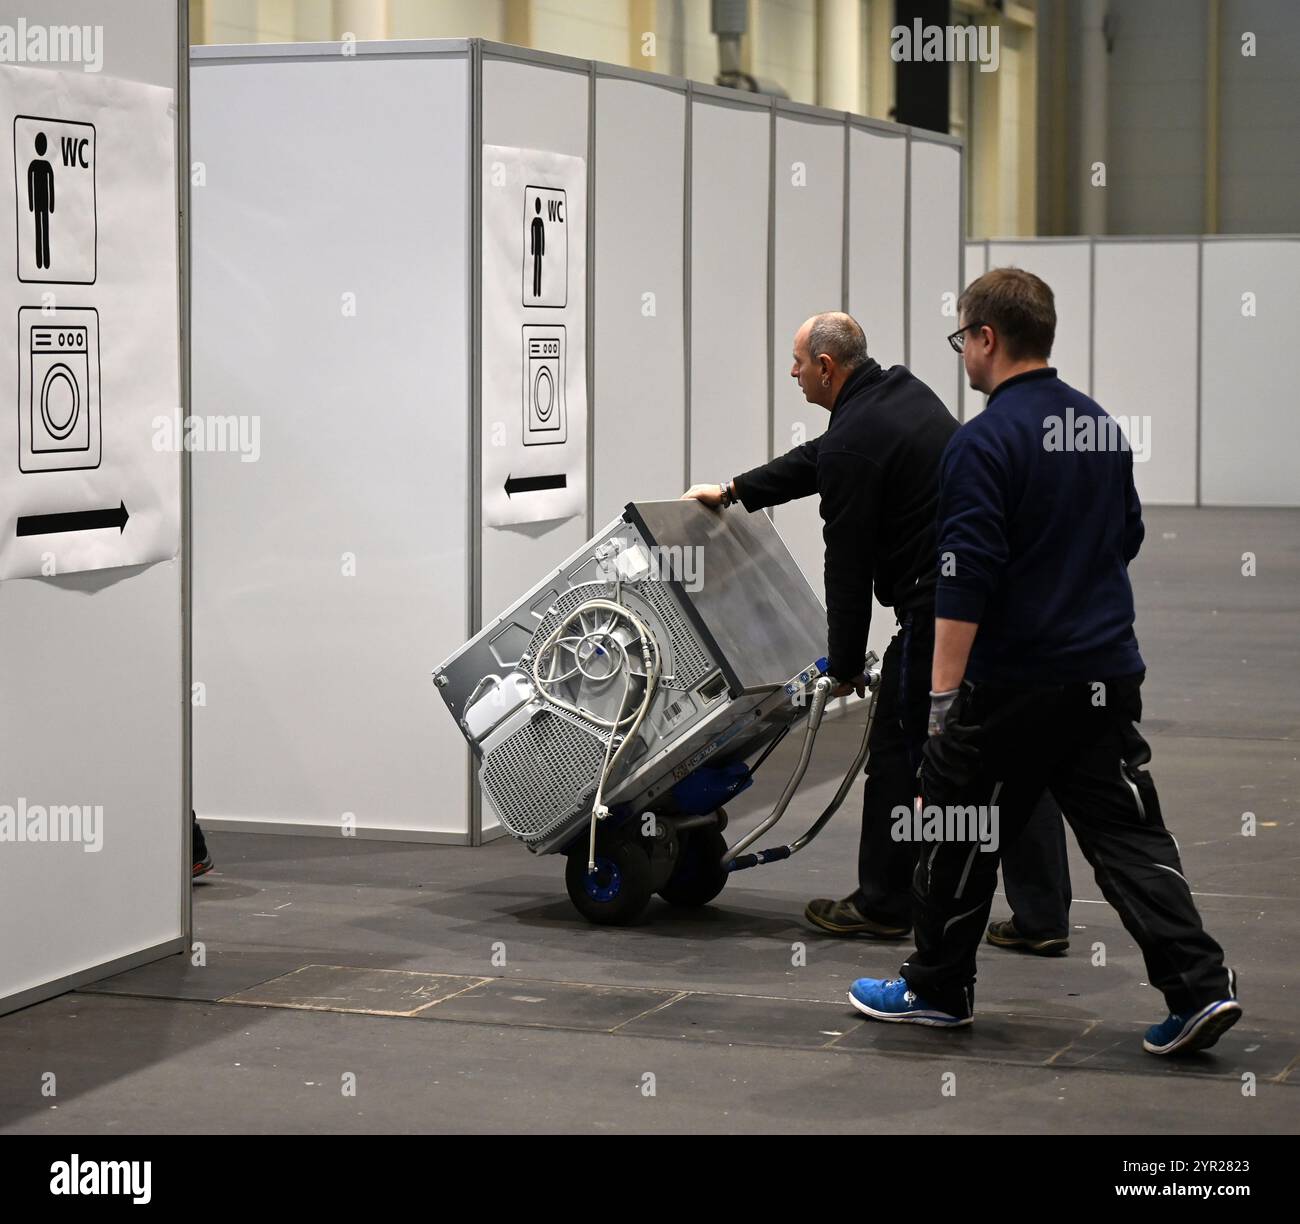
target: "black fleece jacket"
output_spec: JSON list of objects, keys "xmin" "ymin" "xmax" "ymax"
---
[{"xmin": 733, "ymin": 359, "xmax": 959, "ymax": 681}]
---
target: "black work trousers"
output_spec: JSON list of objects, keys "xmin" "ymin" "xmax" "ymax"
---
[
  {"xmin": 902, "ymin": 673, "xmax": 1231, "ymax": 1018},
  {"xmin": 853, "ymin": 610, "xmax": 1070, "ymax": 937}
]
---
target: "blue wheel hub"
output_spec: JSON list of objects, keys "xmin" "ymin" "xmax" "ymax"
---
[{"xmin": 584, "ymin": 856, "xmax": 622, "ymax": 902}]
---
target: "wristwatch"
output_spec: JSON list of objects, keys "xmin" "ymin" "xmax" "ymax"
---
[{"xmin": 719, "ymin": 480, "xmax": 737, "ymax": 509}]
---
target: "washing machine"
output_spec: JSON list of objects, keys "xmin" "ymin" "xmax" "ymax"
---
[{"xmin": 434, "ymin": 499, "xmax": 879, "ymax": 924}]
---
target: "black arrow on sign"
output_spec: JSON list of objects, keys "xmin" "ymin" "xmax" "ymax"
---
[
  {"xmin": 17, "ymin": 501, "xmax": 129, "ymax": 538},
  {"xmin": 505, "ymin": 473, "xmax": 566, "ymax": 497}
]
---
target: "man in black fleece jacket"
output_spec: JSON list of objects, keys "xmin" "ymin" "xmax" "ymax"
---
[
  {"xmin": 849, "ymin": 269, "xmax": 1240, "ymax": 1056},
  {"xmin": 685, "ymin": 312, "xmax": 1070, "ymax": 944}
]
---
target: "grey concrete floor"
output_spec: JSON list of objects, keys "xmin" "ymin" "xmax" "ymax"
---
[{"xmin": 1, "ymin": 507, "xmax": 1296, "ymax": 1134}]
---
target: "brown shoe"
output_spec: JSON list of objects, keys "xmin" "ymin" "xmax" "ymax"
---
[
  {"xmin": 986, "ymin": 918, "xmax": 1068, "ymax": 956},
  {"xmin": 805, "ymin": 896, "xmax": 911, "ymax": 938}
]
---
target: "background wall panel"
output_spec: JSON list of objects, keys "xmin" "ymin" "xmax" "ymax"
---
[
  {"xmin": 480, "ymin": 55, "xmax": 592, "ymax": 619},
  {"xmin": 0, "ymin": 0, "xmax": 185, "ymax": 1014},
  {"xmin": 772, "ymin": 110, "xmax": 845, "ymax": 600},
  {"xmin": 985, "ymin": 238, "xmax": 1092, "ymax": 398},
  {"xmin": 593, "ymin": 75, "xmax": 686, "ymax": 522},
  {"xmin": 907, "ymin": 138, "xmax": 962, "ymax": 414},
  {"xmin": 849, "ymin": 123, "xmax": 910, "ymax": 662},
  {"xmin": 1093, "ymin": 241, "xmax": 1199, "ymax": 506},
  {"xmin": 191, "ymin": 51, "xmax": 471, "ymax": 837},
  {"xmin": 960, "ymin": 241, "xmax": 987, "ymax": 420},
  {"xmin": 848, "ymin": 125, "xmax": 906, "ymax": 371},
  {"xmin": 1200, "ymin": 239, "xmax": 1300, "ymax": 506},
  {"xmin": 688, "ymin": 95, "xmax": 771, "ymax": 486}
]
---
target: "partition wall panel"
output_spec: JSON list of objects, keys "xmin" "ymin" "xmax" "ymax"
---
[
  {"xmin": 1093, "ymin": 240, "xmax": 1199, "ymax": 506},
  {"xmin": 986, "ymin": 239, "xmax": 1092, "ymax": 398},
  {"xmin": 480, "ymin": 53, "xmax": 592, "ymax": 626},
  {"xmin": 847, "ymin": 124, "xmax": 910, "ymax": 662},
  {"xmin": 0, "ymin": 0, "xmax": 186, "ymax": 1015},
  {"xmin": 191, "ymin": 48, "xmax": 472, "ymax": 838},
  {"xmin": 593, "ymin": 74, "xmax": 686, "ymax": 524},
  {"xmin": 952, "ymin": 234, "xmax": 1294, "ymax": 508},
  {"xmin": 688, "ymin": 93, "xmax": 772, "ymax": 487},
  {"xmin": 848, "ymin": 126, "xmax": 907, "ymax": 374},
  {"xmin": 771, "ymin": 110, "xmax": 846, "ymax": 599},
  {"xmin": 907, "ymin": 137, "xmax": 963, "ymax": 414},
  {"xmin": 960, "ymin": 241, "xmax": 987, "ymax": 420},
  {"xmin": 1200, "ymin": 239, "xmax": 1300, "ymax": 506}
]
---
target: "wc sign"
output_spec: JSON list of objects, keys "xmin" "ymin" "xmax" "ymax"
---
[
  {"xmin": 13, "ymin": 113, "xmax": 96, "ymax": 284},
  {"xmin": 522, "ymin": 184, "xmax": 567, "ymax": 308}
]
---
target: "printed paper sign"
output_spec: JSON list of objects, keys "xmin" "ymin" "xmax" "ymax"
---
[
  {"xmin": 0, "ymin": 65, "xmax": 180, "ymax": 580},
  {"xmin": 482, "ymin": 144, "xmax": 586, "ymax": 528}
]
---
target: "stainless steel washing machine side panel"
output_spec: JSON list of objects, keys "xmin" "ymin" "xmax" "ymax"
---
[{"xmin": 623, "ymin": 500, "xmax": 828, "ymax": 695}]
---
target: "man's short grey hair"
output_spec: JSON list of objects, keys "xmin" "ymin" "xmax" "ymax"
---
[{"xmin": 806, "ymin": 312, "xmax": 868, "ymax": 371}]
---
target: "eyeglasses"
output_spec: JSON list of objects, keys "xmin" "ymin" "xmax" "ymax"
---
[{"xmin": 947, "ymin": 321, "xmax": 986, "ymax": 354}]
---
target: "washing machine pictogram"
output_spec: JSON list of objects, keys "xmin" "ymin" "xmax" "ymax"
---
[
  {"xmin": 18, "ymin": 306, "xmax": 101, "ymax": 472},
  {"xmin": 522, "ymin": 325, "xmax": 566, "ymax": 445}
]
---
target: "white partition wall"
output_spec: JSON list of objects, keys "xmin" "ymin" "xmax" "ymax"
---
[
  {"xmin": 1093, "ymin": 240, "xmax": 1199, "ymax": 505},
  {"xmin": 688, "ymin": 90, "xmax": 771, "ymax": 486},
  {"xmin": 191, "ymin": 41, "xmax": 962, "ymax": 843},
  {"xmin": 593, "ymin": 72, "xmax": 686, "ymax": 524},
  {"xmin": 960, "ymin": 241, "xmax": 987, "ymax": 420},
  {"xmin": 907, "ymin": 135, "xmax": 963, "ymax": 414},
  {"xmin": 849, "ymin": 123, "xmax": 907, "ymax": 370},
  {"xmin": 961, "ymin": 234, "xmax": 1298, "ymax": 509},
  {"xmin": 0, "ymin": 0, "xmax": 186, "ymax": 1014},
  {"xmin": 479, "ymin": 50, "xmax": 592, "ymax": 623},
  {"xmin": 1200, "ymin": 239, "xmax": 1300, "ymax": 507},
  {"xmin": 848, "ymin": 120, "xmax": 912, "ymax": 663},
  {"xmin": 985, "ymin": 239, "xmax": 1092, "ymax": 398},
  {"xmin": 191, "ymin": 44, "xmax": 472, "ymax": 839},
  {"xmin": 771, "ymin": 107, "xmax": 846, "ymax": 598}
]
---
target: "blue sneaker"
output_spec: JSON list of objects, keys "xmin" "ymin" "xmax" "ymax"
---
[
  {"xmin": 848, "ymin": 977, "xmax": 972, "ymax": 1027},
  {"xmin": 1143, "ymin": 969, "xmax": 1241, "ymax": 1056}
]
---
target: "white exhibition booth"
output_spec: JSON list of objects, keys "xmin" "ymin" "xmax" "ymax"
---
[
  {"xmin": 189, "ymin": 38, "xmax": 964, "ymax": 845},
  {"xmin": 0, "ymin": 0, "xmax": 189, "ymax": 1016}
]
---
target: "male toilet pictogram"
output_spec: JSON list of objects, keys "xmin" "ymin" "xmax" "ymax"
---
[
  {"xmin": 13, "ymin": 114, "xmax": 97, "ymax": 284},
  {"xmin": 521, "ymin": 184, "xmax": 567, "ymax": 307},
  {"xmin": 26, "ymin": 131, "xmax": 54, "ymax": 270},
  {"xmin": 530, "ymin": 197, "xmax": 545, "ymax": 298}
]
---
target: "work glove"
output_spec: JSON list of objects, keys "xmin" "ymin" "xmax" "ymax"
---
[{"xmin": 928, "ymin": 687, "xmax": 959, "ymax": 737}]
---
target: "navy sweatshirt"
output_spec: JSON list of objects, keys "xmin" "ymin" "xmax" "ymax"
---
[
  {"xmin": 734, "ymin": 359, "xmax": 959, "ymax": 681},
  {"xmin": 935, "ymin": 367, "xmax": 1146, "ymax": 684}
]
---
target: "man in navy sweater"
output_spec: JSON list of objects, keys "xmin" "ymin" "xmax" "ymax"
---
[{"xmin": 848, "ymin": 269, "xmax": 1240, "ymax": 1055}]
